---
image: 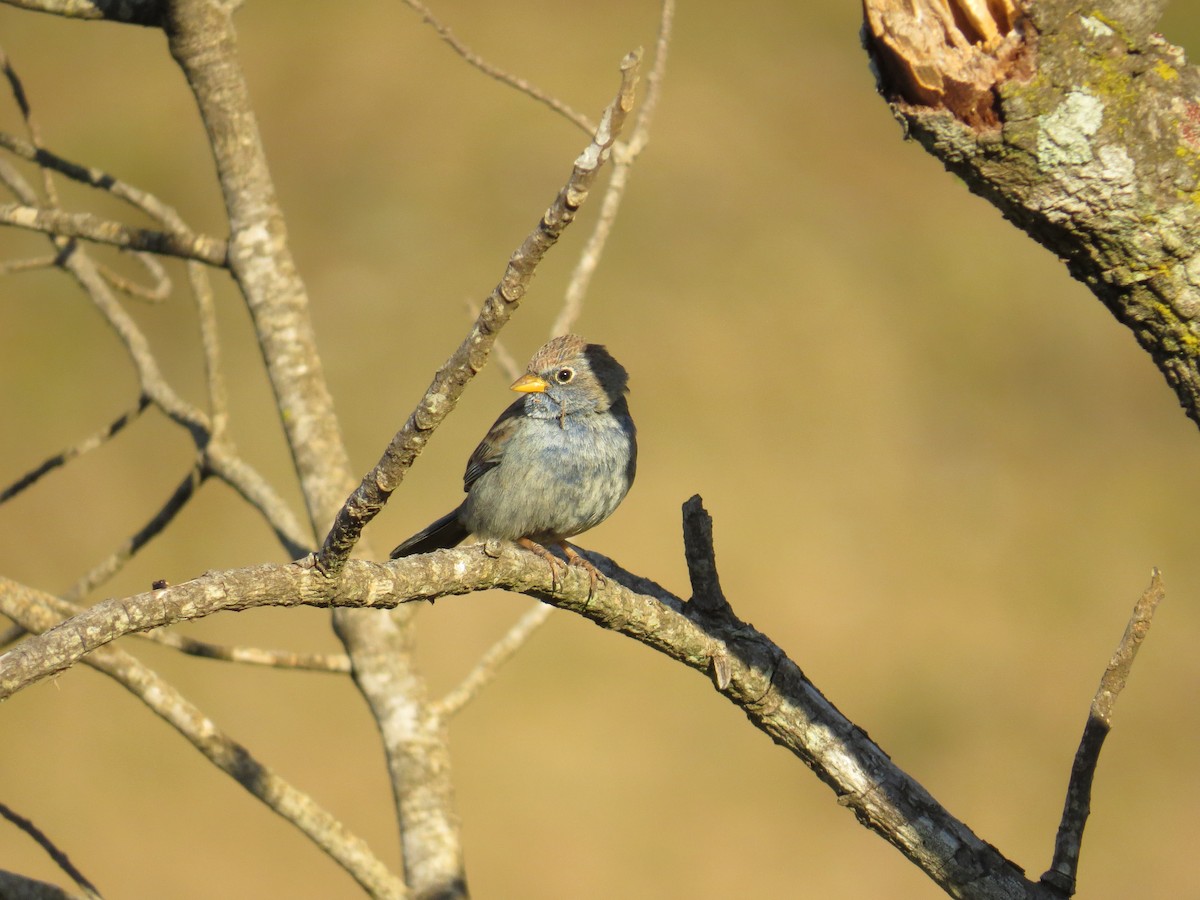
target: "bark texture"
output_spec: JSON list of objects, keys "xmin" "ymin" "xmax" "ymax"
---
[{"xmin": 864, "ymin": 0, "xmax": 1200, "ymax": 432}]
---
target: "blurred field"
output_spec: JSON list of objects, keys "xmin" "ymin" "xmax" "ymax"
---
[{"xmin": 3, "ymin": 2, "xmax": 1200, "ymax": 897}]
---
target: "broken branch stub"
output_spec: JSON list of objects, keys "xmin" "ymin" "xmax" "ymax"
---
[{"xmin": 862, "ymin": 0, "xmax": 1028, "ymax": 129}]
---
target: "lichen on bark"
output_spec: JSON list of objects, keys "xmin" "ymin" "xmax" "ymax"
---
[{"xmin": 863, "ymin": 0, "xmax": 1200, "ymax": 429}]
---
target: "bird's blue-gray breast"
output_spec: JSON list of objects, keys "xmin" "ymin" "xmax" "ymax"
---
[{"xmin": 460, "ymin": 399, "xmax": 636, "ymax": 542}]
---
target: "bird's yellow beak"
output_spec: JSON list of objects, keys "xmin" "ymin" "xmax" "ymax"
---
[{"xmin": 510, "ymin": 373, "xmax": 548, "ymax": 394}]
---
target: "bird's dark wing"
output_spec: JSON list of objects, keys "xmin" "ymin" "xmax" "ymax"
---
[
  {"xmin": 462, "ymin": 397, "xmax": 525, "ymax": 492},
  {"xmin": 390, "ymin": 506, "xmax": 469, "ymax": 558}
]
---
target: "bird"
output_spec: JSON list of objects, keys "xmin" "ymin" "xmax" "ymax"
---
[{"xmin": 390, "ymin": 333, "xmax": 637, "ymax": 591}]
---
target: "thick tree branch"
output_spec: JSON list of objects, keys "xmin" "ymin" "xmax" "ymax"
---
[
  {"xmin": 160, "ymin": 5, "xmax": 464, "ymax": 890},
  {"xmin": 1, "ymin": 527, "xmax": 1054, "ymax": 899},
  {"xmin": 164, "ymin": 0, "xmax": 350, "ymax": 533},
  {"xmin": 862, "ymin": 0, "xmax": 1200, "ymax": 432}
]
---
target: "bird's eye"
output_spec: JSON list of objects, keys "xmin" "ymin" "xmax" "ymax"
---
[{"xmin": 554, "ymin": 367, "xmax": 575, "ymax": 384}]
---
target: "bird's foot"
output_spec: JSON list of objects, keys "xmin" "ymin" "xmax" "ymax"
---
[
  {"xmin": 518, "ymin": 537, "xmax": 566, "ymax": 592},
  {"xmin": 560, "ymin": 542, "xmax": 604, "ymax": 598}
]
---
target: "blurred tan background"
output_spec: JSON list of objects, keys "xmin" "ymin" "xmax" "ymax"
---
[{"xmin": 3, "ymin": 1, "xmax": 1200, "ymax": 897}]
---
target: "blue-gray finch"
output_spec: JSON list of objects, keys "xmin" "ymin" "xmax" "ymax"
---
[{"xmin": 390, "ymin": 334, "xmax": 637, "ymax": 586}]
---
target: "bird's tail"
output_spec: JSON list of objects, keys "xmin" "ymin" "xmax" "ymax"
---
[{"xmin": 389, "ymin": 507, "xmax": 469, "ymax": 559}]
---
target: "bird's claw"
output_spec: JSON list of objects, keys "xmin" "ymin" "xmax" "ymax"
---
[
  {"xmin": 561, "ymin": 542, "xmax": 604, "ymax": 599},
  {"xmin": 517, "ymin": 539, "xmax": 603, "ymax": 597},
  {"xmin": 518, "ymin": 537, "xmax": 567, "ymax": 593}
]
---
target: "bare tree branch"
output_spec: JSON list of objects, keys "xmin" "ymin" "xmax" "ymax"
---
[
  {"xmin": 138, "ymin": 629, "xmax": 352, "ymax": 672},
  {"xmin": 1, "ymin": 59, "xmax": 309, "ymax": 561},
  {"xmin": 57, "ymin": 238, "xmax": 209, "ymax": 436},
  {"xmin": 158, "ymin": 5, "xmax": 476, "ymax": 891},
  {"xmin": 191, "ymin": 261, "xmax": 229, "ymax": 436},
  {"xmin": 0, "ymin": 801, "xmax": 102, "ymax": 900},
  {"xmin": 0, "ymin": 581, "xmax": 405, "ymax": 898},
  {"xmin": 0, "ymin": 526, "xmax": 1055, "ymax": 899},
  {"xmin": 95, "ymin": 252, "xmax": 171, "ymax": 302},
  {"xmin": 0, "ymin": 253, "xmax": 57, "ymax": 273},
  {"xmin": 463, "ymin": 298, "xmax": 520, "ymax": 381},
  {"xmin": 164, "ymin": 0, "xmax": 350, "ymax": 533},
  {"xmin": 1041, "ymin": 570, "xmax": 1166, "ymax": 895},
  {"xmin": 159, "ymin": 2, "xmax": 477, "ymax": 891},
  {"xmin": 0, "ymin": 44, "xmax": 60, "ymax": 207},
  {"xmin": 0, "ymin": 202, "xmax": 228, "ymax": 264}
]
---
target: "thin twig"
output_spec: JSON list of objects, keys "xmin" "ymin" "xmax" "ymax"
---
[
  {"xmin": 399, "ymin": 0, "xmax": 594, "ymax": 134},
  {"xmin": 0, "ymin": 150, "xmax": 45, "ymax": 208},
  {"xmin": 550, "ymin": 0, "xmax": 674, "ymax": 336},
  {"xmin": 63, "ymin": 466, "xmax": 205, "ymax": 604},
  {"xmin": 189, "ymin": 261, "xmax": 229, "ymax": 436},
  {"xmin": 1, "ymin": 397, "xmax": 150, "ymax": 504},
  {"xmin": 0, "ymin": 801, "xmax": 103, "ymax": 900},
  {"xmin": 138, "ymin": 629, "xmax": 352, "ymax": 672},
  {"xmin": 317, "ymin": 50, "xmax": 642, "ymax": 573},
  {"xmin": 95, "ymin": 252, "xmax": 171, "ymax": 303},
  {"xmin": 623, "ymin": 0, "xmax": 674, "ymax": 160},
  {"xmin": 0, "ymin": 45, "xmax": 60, "ymax": 210},
  {"xmin": 0, "ymin": 253, "xmax": 57, "ymax": 273},
  {"xmin": 436, "ymin": 602, "xmax": 554, "ymax": 717},
  {"xmin": 1041, "ymin": 569, "xmax": 1166, "ymax": 896},
  {"xmin": 0, "ymin": 203, "xmax": 228, "ymax": 265}
]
